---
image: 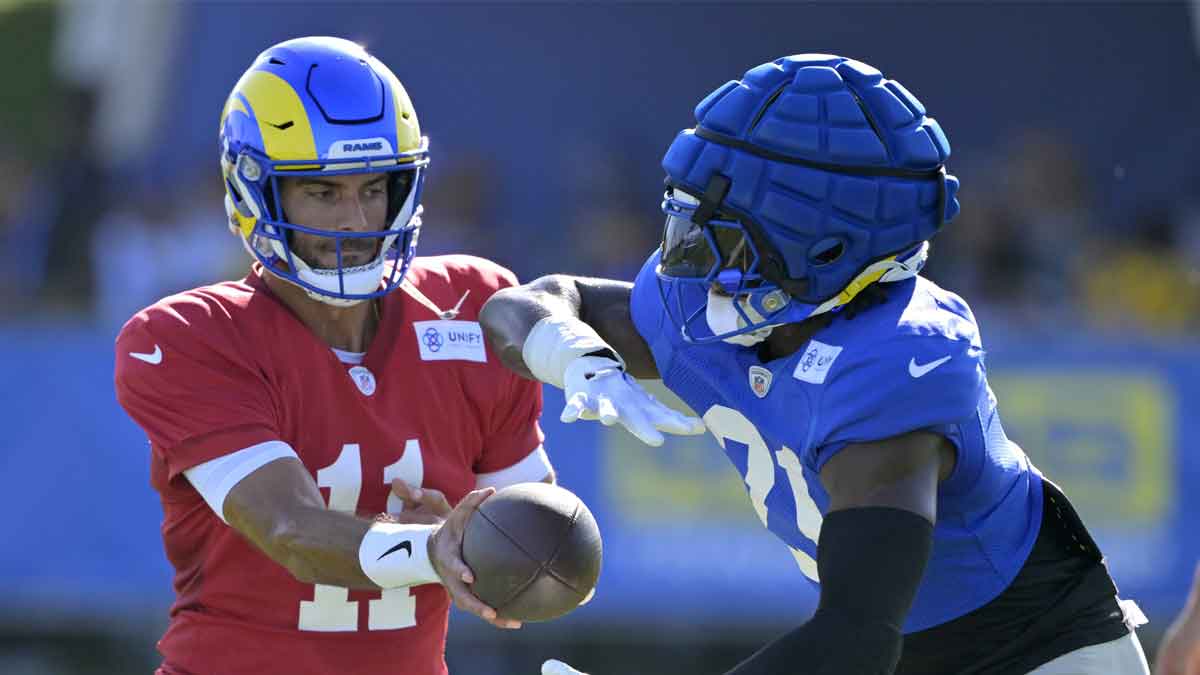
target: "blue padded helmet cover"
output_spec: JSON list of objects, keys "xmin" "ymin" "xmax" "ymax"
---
[{"xmin": 661, "ymin": 54, "xmax": 960, "ymax": 304}]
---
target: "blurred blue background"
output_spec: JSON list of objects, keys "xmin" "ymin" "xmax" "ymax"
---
[{"xmin": 2, "ymin": 1, "xmax": 1199, "ymax": 673}]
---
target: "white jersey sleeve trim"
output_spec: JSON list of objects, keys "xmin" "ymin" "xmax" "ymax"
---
[
  {"xmin": 475, "ymin": 445, "xmax": 553, "ymax": 490},
  {"xmin": 183, "ymin": 440, "xmax": 300, "ymax": 523}
]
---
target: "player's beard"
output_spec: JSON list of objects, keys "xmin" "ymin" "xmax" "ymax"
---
[{"xmin": 291, "ymin": 232, "xmax": 382, "ymax": 270}]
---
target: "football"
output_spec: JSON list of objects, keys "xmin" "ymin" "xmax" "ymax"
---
[{"xmin": 462, "ymin": 482, "xmax": 602, "ymax": 622}]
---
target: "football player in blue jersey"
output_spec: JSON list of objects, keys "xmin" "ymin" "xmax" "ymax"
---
[{"xmin": 481, "ymin": 55, "xmax": 1153, "ymax": 674}]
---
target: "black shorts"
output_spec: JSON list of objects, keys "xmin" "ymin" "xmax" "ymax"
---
[{"xmin": 896, "ymin": 480, "xmax": 1132, "ymax": 675}]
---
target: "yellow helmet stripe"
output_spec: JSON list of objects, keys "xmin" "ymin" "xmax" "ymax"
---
[
  {"xmin": 233, "ymin": 201, "xmax": 257, "ymax": 238},
  {"xmin": 237, "ymin": 69, "xmax": 318, "ymax": 164},
  {"xmin": 219, "ymin": 95, "xmax": 249, "ymax": 131},
  {"xmin": 375, "ymin": 61, "xmax": 423, "ymax": 156}
]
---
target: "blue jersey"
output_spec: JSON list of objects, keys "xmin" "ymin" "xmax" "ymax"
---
[{"xmin": 630, "ymin": 252, "xmax": 1044, "ymax": 633}]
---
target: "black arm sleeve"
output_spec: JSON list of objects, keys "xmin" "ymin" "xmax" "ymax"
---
[{"xmin": 724, "ymin": 507, "xmax": 934, "ymax": 675}]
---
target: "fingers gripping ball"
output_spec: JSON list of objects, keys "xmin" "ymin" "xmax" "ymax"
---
[{"xmin": 462, "ymin": 483, "xmax": 602, "ymax": 622}]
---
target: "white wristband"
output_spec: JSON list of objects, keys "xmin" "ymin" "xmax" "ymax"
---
[
  {"xmin": 521, "ymin": 315, "xmax": 626, "ymax": 388},
  {"xmin": 358, "ymin": 522, "xmax": 440, "ymax": 589}
]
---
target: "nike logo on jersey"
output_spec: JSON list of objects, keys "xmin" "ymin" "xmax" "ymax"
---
[
  {"xmin": 908, "ymin": 355, "xmax": 951, "ymax": 378},
  {"xmin": 129, "ymin": 345, "xmax": 163, "ymax": 365},
  {"xmin": 377, "ymin": 540, "xmax": 412, "ymax": 561}
]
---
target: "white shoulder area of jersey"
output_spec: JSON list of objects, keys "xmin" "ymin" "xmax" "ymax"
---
[
  {"xmin": 183, "ymin": 440, "xmax": 300, "ymax": 523},
  {"xmin": 895, "ymin": 276, "xmax": 980, "ymax": 347}
]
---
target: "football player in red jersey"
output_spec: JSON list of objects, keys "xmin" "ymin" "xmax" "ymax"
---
[{"xmin": 114, "ymin": 36, "xmax": 551, "ymax": 675}]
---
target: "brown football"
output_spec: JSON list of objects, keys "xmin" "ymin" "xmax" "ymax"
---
[{"xmin": 462, "ymin": 482, "xmax": 602, "ymax": 622}]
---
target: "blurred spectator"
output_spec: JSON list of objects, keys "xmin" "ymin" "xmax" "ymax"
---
[
  {"xmin": 558, "ymin": 138, "xmax": 661, "ymax": 281},
  {"xmin": 926, "ymin": 125, "xmax": 1200, "ymax": 338},
  {"xmin": 417, "ymin": 154, "xmax": 506, "ymax": 262},
  {"xmin": 0, "ymin": 147, "xmax": 52, "ymax": 315},
  {"xmin": 1001, "ymin": 131, "xmax": 1094, "ymax": 313},
  {"xmin": 0, "ymin": 3, "xmax": 103, "ymax": 315},
  {"xmin": 925, "ymin": 200, "xmax": 1035, "ymax": 322},
  {"xmin": 1080, "ymin": 207, "xmax": 1200, "ymax": 335},
  {"xmin": 89, "ymin": 171, "xmax": 241, "ymax": 328}
]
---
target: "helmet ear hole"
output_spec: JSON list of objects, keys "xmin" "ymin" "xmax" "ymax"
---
[{"xmin": 810, "ymin": 238, "xmax": 845, "ymax": 266}]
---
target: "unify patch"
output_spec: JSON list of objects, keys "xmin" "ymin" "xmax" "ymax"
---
[{"xmin": 414, "ymin": 320, "xmax": 487, "ymax": 363}]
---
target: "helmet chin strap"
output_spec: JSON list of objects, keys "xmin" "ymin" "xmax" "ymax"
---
[
  {"xmin": 707, "ymin": 242, "xmax": 930, "ymax": 346},
  {"xmin": 239, "ymin": 203, "xmax": 424, "ymax": 308},
  {"xmin": 280, "ymin": 212, "xmax": 414, "ymax": 307},
  {"xmin": 296, "ymin": 261, "xmax": 385, "ymax": 307}
]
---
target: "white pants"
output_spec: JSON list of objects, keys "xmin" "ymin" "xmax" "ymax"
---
[{"xmin": 1026, "ymin": 631, "xmax": 1150, "ymax": 674}]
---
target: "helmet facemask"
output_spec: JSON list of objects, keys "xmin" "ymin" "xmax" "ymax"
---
[
  {"xmin": 224, "ymin": 142, "xmax": 429, "ymax": 307},
  {"xmin": 656, "ymin": 177, "xmax": 934, "ymax": 346},
  {"xmin": 657, "ymin": 185, "xmax": 794, "ymax": 345}
]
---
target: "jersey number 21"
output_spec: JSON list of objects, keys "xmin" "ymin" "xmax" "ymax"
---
[{"xmin": 705, "ymin": 406, "xmax": 824, "ymax": 582}]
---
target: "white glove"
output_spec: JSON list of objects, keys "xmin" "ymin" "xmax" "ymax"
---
[
  {"xmin": 542, "ymin": 659, "xmax": 589, "ymax": 675},
  {"xmin": 560, "ymin": 355, "xmax": 706, "ymax": 446}
]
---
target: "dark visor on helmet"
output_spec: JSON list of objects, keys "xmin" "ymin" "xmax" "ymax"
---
[{"xmin": 659, "ymin": 194, "xmax": 757, "ymax": 280}]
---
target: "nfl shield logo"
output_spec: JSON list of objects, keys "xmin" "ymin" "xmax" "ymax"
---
[
  {"xmin": 348, "ymin": 365, "xmax": 377, "ymax": 396},
  {"xmin": 748, "ymin": 365, "xmax": 773, "ymax": 398}
]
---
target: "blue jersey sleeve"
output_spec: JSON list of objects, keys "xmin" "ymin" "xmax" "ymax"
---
[{"xmin": 810, "ymin": 331, "xmax": 986, "ymax": 470}]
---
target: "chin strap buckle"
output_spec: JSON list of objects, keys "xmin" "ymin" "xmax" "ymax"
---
[
  {"xmin": 402, "ymin": 281, "xmax": 470, "ymax": 320},
  {"xmin": 692, "ymin": 174, "xmax": 732, "ymax": 225}
]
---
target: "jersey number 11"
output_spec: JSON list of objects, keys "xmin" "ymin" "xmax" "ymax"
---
[{"xmin": 298, "ymin": 441, "xmax": 424, "ymax": 632}]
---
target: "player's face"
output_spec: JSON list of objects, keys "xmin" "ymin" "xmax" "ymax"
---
[{"xmin": 278, "ymin": 173, "xmax": 390, "ymax": 270}]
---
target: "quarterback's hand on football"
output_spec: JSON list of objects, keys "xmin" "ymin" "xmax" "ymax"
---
[
  {"xmin": 542, "ymin": 659, "xmax": 589, "ymax": 675},
  {"xmin": 1157, "ymin": 563, "xmax": 1200, "ymax": 675},
  {"xmin": 388, "ymin": 480, "xmax": 452, "ymax": 524},
  {"xmin": 427, "ymin": 487, "xmax": 522, "ymax": 630},
  {"xmin": 560, "ymin": 355, "xmax": 705, "ymax": 446}
]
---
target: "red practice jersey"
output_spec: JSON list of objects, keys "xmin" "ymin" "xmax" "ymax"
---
[{"xmin": 114, "ymin": 256, "xmax": 545, "ymax": 675}]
